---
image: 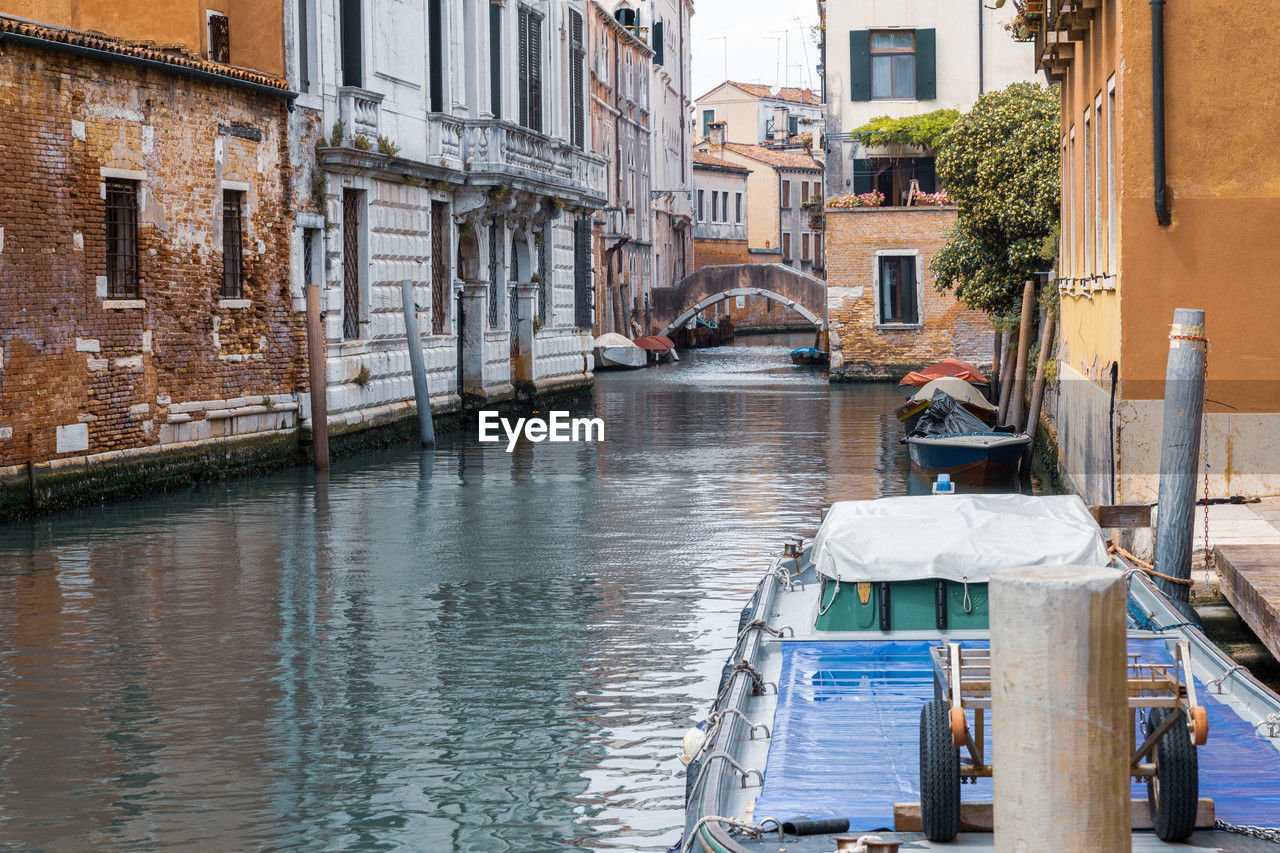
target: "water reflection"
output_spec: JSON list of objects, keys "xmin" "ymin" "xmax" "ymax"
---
[{"xmin": 0, "ymin": 334, "xmax": 1016, "ymax": 851}]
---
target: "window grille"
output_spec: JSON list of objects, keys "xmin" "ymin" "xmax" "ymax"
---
[{"xmin": 104, "ymin": 180, "xmax": 139, "ymax": 299}]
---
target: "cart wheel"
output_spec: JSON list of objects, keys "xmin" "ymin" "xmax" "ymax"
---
[
  {"xmin": 1145, "ymin": 708, "xmax": 1199, "ymax": 842},
  {"xmin": 950, "ymin": 706, "xmax": 967, "ymax": 747},
  {"xmin": 1190, "ymin": 705, "xmax": 1209, "ymax": 746},
  {"xmin": 920, "ymin": 699, "xmax": 961, "ymax": 842}
]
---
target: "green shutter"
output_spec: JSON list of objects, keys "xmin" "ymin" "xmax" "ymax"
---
[
  {"xmin": 653, "ymin": 21, "xmax": 664, "ymax": 65},
  {"xmin": 915, "ymin": 28, "xmax": 936, "ymax": 101},
  {"xmin": 853, "ymin": 159, "xmax": 872, "ymax": 195},
  {"xmin": 849, "ymin": 30, "xmax": 871, "ymax": 101}
]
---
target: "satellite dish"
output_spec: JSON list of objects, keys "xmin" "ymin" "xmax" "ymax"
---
[{"xmin": 768, "ymin": 85, "xmax": 782, "ymax": 97}]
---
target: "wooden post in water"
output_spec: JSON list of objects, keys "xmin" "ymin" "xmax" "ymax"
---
[
  {"xmin": 1022, "ymin": 311, "xmax": 1057, "ymax": 471},
  {"xmin": 401, "ymin": 280, "xmax": 436, "ymax": 446},
  {"xmin": 996, "ymin": 335, "xmax": 1016, "ymax": 426},
  {"xmin": 1154, "ymin": 308, "xmax": 1207, "ymax": 607},
  {"xmin": 1010, "ymin": 281, "xmax": 1036, "ymax": 433},
  {"xmin": 991, "ymin": 565, "xmax": 1130, "ymax": 851},
  {"xmin": 990, "ymin": 328, "xmax": 1004, "ymax": 401},
  {"xmin": 304, "ymin": 280, "xmax": 330, "ymax": 470}
]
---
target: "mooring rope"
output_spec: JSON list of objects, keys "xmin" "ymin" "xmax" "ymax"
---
[{"xmin": 1110, "ymin": 543, "xmax": 1193, "ymax": 586}]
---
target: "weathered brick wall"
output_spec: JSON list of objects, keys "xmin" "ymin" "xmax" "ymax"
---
[
  {"xmin": 825, "ymin": 207, "xmax": 994, "ymax": 378},
  {"xmin": 693, "ymin": 238, "xmax": 753, "ymax": 269},
  {"xmin": 0, "ymin": 41, "xmax": 304, "ymax": 468}
]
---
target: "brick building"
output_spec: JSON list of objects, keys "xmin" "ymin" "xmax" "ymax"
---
[
  {"xmin": 0, "ymin": 13, "xmax": 303, "ymax": 516},
  {"xmin": 825, "ymin": 207, "xmax": 992, "ymax": 379}
]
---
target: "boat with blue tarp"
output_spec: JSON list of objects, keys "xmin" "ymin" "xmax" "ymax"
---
[{"xmin": 678, "ymin": 493, "xmax": 1280, "ymax": 852}]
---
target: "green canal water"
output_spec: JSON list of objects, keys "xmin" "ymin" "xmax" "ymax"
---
[{"xmin": 0, "ymin": 334, "xmax": 1016, "ymax": 851}]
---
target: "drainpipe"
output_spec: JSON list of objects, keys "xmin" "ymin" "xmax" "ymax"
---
[
  {"xmin": 977, "ymin": 0, "xmax": 985, "ymax": 95},
  {"xmin": 1151, "ymin": 0, "xmax": 1171, "ymax": 225}
]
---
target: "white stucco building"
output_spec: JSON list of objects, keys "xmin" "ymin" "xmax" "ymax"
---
[
  {"xmin": 817, "ymin": 0, "xmax": 1039, "ymax": 194},
  {"xmin": 286, "ymin": 0, "xmax": 608, "ymax": 441},
  {"xmin": 695, "ymin": 82, "xmax": 823, "ymax": 149}
]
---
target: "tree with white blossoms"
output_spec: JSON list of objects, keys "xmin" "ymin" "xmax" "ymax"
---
[{"xmin": 931, "ymin": 81, "xmax": 1060, "ymax": 315}]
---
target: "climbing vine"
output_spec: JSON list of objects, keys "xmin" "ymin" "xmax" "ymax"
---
[{"xmin": 852, "ymin": 109, "xmax": 961, "ymax": 152}]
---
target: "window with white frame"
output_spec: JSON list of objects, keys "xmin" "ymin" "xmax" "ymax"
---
[
  {"xmin": 1083, "ymin": 110, "xmax": 1093, "ymax": 275},
  {"xmin": 1094, "ymin": 94, "xmax": 1104, "ymax": 274},
  {"xmin": 877, "ymin": 254, "xmax": 919, "ymax": 325},
  {"xmin": 1106, "ymin": 76, "xmax": 1117, "ymax": 274}
]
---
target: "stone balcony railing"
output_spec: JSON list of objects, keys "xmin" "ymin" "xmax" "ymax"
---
[
  {"xmin": 339, "ymin": 86, "xmax": 383, "ymax": 142},
  {"xmin": 426, "ymin": 115, "xmax": 607, "ymax": 206}
]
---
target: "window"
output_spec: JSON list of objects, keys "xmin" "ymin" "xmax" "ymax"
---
[
  {"xmin": 802, "ymin": 232, "xmax": 810, "ymax": 261},
  {"xmin": 1107, "ymin": 76, "xmax": 1117, "ymax": 274},
  {"xmin": 342, "ymin": 189, "xmax": 364, "ymax": 339},
  {"xmin": 104, "ymin": 180, "xmax": 139, "ymax": 299},
  {"xmin": 878, "ymin": 255, "xmax": 918, "ymax": 325},
  {"xmin": 781, "ymin": 180, "xmax": 791, "ymax": 209},
  {"xmin": 788, "ymin": 115, "xmax": 799, "ymax": 137},
  {"xmin": 735, "ymin": 192, "xmax": 742, "ymax": 223},
  {"xmin": 490, "ymin": 4, "xmax": 503, "ymax": 119},
  {"xmin": 871, "ymin": 31, "xmax": 915, "ymax": 99},
  {"xmin": 431, "ymin": 201, "xmax": 450, "ymax": 334},
  {"xmin": 297, "ymin": 0, "xmax": 315, "ymax": 92},
  {"xmin": 814, "ymin": 234, "xmax": 823, "ymax": 266},
  {"xmin": 1083, "ymin": 110, "xmax": 1093, "ymax": 274},
  {"xmin": 814, "ymin": 180, "xmax": 822, "ymax": 201},
  {"xmin": 207, "ymin": 12, "xmax": 230, "ymax": 63},
  {"xmin": 573, "ymin": 216, "xmax": 592, "ymax": 329},
  {"xmin": 1094, "ymin": 93, "xmax": 1105, "ymax": 274},
  {"xmin": 711, "ymin": 191, "xmax": 719, "ymax": 222},
  {"xmin": 702, "ymin": 109, "xmax": 716, "ymax": 138},
  {"xmin": 518, "ymin": 7, "xmax": 544, "ymax": 133},
  {"xmin": 801, "ymin": 181, "xmax": 811, "ymax": 205},
  {"xmin": 222, "ymin": 190, "xmax": 245, "ymax": 298},
  {"xmin": 782, "ymin": 232, "xmax": 792, "ymax": 261},
  {"xmin": 569, "ymin": 10, "xmax": 586, "ymax": 149},
  {"xmin": 1066, "ymin": 127, "xmax": 1075, "ymax": 277},
  {"xmin": 850, "ymin": 29, "xmax": 934, "ymax": 102},
  {"xmin": 340, "ymin": 0, "xmax": 362, "ymax": 87},
  {"xmin": 697, "ymin": 189, "xmax": 705, "ymax": 222},
  {"xmin": 428, "ymin": 0, "xmax": 444, "ymax": 112}
]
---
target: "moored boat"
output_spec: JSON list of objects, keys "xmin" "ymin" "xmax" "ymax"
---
[
  {"xmin": 635, "ymin": 334, "xmax": 678, "ymax": 363},
  {"xmin": 895, "ymin": 376, "xmax": 998, "ymax": 434},
  {"xmin": 789, "ymin": 346, "xmax": 829, "ymax": 366},
  {"xmin": 679, "ymin": 493, "xmax": 1280, "ymax": 852},
  {"xmin": 903, "ymin": 390, "xmax": 1028, "ymax": 484},
  {"xmin": 899, "ymin": 358, "xmax": 989, "ymax": 396},
  {"xmin": 593, "ymin": 333, "xmax": 647, "ymax": 370}
]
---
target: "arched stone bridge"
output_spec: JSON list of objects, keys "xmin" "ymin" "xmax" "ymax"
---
[{"xmin": 650, "ymin": 264, "xmax": 827, "ymax": 336}]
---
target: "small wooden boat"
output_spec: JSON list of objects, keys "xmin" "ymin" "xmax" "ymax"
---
[
  {"xmin": 895, "ymin": 376, "xmax": 998, "ymax": 434},
  {"xmin": 789, "ymin": 346, "xmax": 829, "ymax": 365},
  {"xmin": 899, "ymin": 358, "xmax": 989, "ymax": 395},
  {"xmin": 592, "ymin": 333, "xmax": 646, "ymax": 370},
  {"xmin": 905, "ymin": 432, "xmax": 1031, "ymax": 483},
  {"xmin": 634, "ymin": 334, "xmax": 678, "ymax": 363},
  {"xmin": 679, "ymin": 493, "xmax": 1280, "ymax": 853}
]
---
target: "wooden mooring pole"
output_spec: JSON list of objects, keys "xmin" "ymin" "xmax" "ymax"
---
[
  {"xmin": 304, "ymin": 279, "xmax": 330, "ymax": 470},
  {"xmin": 1010, "ymin": 281, "xmax": 1036, "ymax": 433},
  {"xmin": 401, "ymin": 280, "xmax": 436, "ymax": 447},
  {"xmin": 990, "ymin": 328, "xmax": 1003, "ymax": 401},
  {"xmin": 1154, "ymin": 308, "xmax": 1207, "ymax": 607},
  {"xmin": 1022, "ymin": 311, "xmax": 1057, "ymax": 471}
]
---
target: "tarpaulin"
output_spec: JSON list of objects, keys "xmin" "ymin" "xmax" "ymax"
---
[{"xmin": 899, "ymin": 359, "xmax": 988, "ymax": 389}]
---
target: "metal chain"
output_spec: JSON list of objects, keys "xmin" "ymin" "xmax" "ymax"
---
[{"xmin": 1214, "ymin": 819, "xmax": 1280, "ymax": 843}]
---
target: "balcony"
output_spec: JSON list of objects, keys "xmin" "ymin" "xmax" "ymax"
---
[
  {"xmin": 338, "ymin": 86, "xmax": 383, "ymax": 142},
  {"xmin": 435, "ymin": 116, "xmax": 607, "ymax": 207}
]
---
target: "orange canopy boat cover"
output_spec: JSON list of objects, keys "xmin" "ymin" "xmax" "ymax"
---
[{"xmin": 898, "ymin": 358, "xmax": 988, "ymax": 388}]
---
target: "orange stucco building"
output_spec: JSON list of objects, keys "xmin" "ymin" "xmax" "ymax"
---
[
  {"xmin": 1, "ymin": 1, "xmax": 284, "ymax": 76},
  {"xmin": 1035, "ymin": 0, "xmax": 1280, "ymax": 503}
]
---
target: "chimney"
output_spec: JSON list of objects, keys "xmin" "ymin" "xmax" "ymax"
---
[
  {"xmin": 773, "ymin": 106, "xmax": 789, "ymax": 143},
  {"xmin": 708, "ymin": 120, "xmax": 727, "ymax": 149}
]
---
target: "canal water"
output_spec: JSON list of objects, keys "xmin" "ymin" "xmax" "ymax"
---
[{"xmin": 0, "ymin": 334, "xmax": 1009, "ymax": 852}]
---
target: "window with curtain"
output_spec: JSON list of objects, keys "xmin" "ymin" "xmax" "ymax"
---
[{"xmin": 878, "ymin": 255, "xmax": 918, "ymax": 325}]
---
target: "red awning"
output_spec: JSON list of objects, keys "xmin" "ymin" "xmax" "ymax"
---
[
  {"xmin": 898, "ymin": 358, "xmax": 988, "ymax": 388},
  {"xmin": 633, "ymin": 335, "xmax": 676, "ymax": 351}
]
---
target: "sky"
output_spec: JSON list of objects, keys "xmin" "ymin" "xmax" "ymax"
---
[{"xmin": 689, "ymin": 0, "xmax": 821, "ymax": 102}]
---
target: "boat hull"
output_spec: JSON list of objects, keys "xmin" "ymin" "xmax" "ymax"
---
[
  {"xmin": 593, "ymin": 345, "xmax": 646, "ymax": 370},
  {"xmin": 906, "ymin": 434, "xmax": 1030, "ymax": 484}
]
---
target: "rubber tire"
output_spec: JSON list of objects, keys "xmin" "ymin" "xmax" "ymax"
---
[
  {"xmin": 1146, "ymin": 708, "xmax": 1199, "ymax": 842},
  {"xmin": 920, "ymin": 699, "xmax": 961, "ymax": 842}
]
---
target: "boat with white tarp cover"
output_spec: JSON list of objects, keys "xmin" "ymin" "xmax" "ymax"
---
[{"xmin": 677, "ymin": 493, "xmax": 1280, "ymax": 853}]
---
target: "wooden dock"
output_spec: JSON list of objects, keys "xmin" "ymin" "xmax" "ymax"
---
[{"xmin": 1215, "ymin": 544, "xmax": 1280, "ymax": 663}]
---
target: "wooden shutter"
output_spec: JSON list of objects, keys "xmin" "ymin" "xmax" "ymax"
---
[
  {"xmin": 853, "ymin": 158, "xmax": 873, "ymax": 195},
  {"xmin": 490, "ymin": 4, "xmax": 502, "ymax": 119},
  {"xmin": 518, "ymin": 9, "xmax": 529, "ymax": 128},
  {"xmin": 849, "ymin": 30, "xmax": 871, "ymax": 101},
  {"xmin": 570, "ymin": 11, "xmax": 585, "ymax": 149},
  {"xmin": 652, "ymin": 20, "xmax": 664, "ymax": 65},
  {"xmin": 529, "ymin": 13, "xmax": 543, "ymax": 132},
  {"xmin": 915, "ymin": 28, "xmax": 937, "ymax": 101}
]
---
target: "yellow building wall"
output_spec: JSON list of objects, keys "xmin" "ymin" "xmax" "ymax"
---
[{"xmin": 3, "ymin": 1, "xmax": 285, "ymax": 76}]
